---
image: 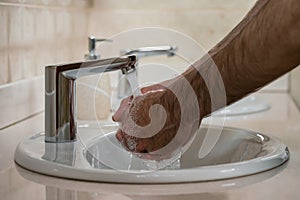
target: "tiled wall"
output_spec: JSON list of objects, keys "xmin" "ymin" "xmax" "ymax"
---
[
  {"xmin": 88, "ymin": 0, "xmax": 290, "ymax": 92},
  {"xmin": 1, "ymin": 0, "xmax": 298, "ymax": 122},
  {"xmin": 0, "ymin": 0, "xmax": 91, "ymax": 85},
  {"xmin": 88, "ymin": 0, "xmax": 256, "ymax": 50},
  {"xmin": 291, "ymin": 68, "xmax": 300, "ymax": 110}
]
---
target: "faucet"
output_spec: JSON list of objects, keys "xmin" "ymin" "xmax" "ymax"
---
[
  {"xmin": 118, "ymin": 45, "xmax": 177, "ymax": 98},
  {"xmin": 45, "ymin": 56, "xmax": 137, "ymax": 143},
  {"xmin": 121, "ymin": 45, "xmax": 177, "ymax": 58},
  {"xmin": 82, "ymin": 36, "xmax": 178, "ymax": 99}
]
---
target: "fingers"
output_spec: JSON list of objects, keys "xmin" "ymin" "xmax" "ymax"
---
[
  {"xmin": 116, "ymin": 129, "xmax": 123, "ymax": 141},
  {"xmin": 113, "ymin": 83, "xmax": 164, "ymax": 122},
  {"xmin": 116, "ymin": 130, "xmax": 137, "ymax": 152},
  {"xmin": 115, "ymin": 129, "xmax": 149, "ymax": 153},
  {"xmin": 112, "ymin": 96, "xmax": 133, "ymax": 122}
]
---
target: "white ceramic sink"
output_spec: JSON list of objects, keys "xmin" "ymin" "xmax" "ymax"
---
[{"xmin": 15, "ymin": 124, "xmax": 289, "ymax": 183}]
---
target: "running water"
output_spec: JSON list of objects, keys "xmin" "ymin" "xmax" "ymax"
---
[
  {"xmin": 126, "ymin": 70, "xmax": 141, "ymax": 97},
  {"xmin": 122, "ymin": 70, "xmax": 181, "ymax": 171}
]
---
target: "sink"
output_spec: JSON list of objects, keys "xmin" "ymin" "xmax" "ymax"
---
[
  {"xmin": 212, "ymin": 95, "xmax": 271, "ymax": 117},
  {"xmin": 15, "ymin": 124, "xmax": 289, "ymax": 183}
]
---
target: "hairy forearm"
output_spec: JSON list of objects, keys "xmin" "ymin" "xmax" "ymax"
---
[
  {"xmin": 212, "ymin": 0, "xmax": 300, "ymax": 103},
  {"xmin": 183, "ymin": 0, "xmax": 300, "ymax": 117}
]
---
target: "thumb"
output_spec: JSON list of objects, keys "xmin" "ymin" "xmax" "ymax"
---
[{"xmin": 112, "ymin": 96, "xmax": 132, "ymax": 122}]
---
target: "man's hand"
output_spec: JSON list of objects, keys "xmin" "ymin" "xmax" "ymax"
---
[{"xmin": 112, "ymin": 83, "xmax": 182, "ymax": 156}]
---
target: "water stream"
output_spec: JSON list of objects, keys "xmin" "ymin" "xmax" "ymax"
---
[
  {"xmin": 125, "ymin": 70, "xmax": 141, "ymax": 97},
  {"xmin": 124, "ymin": 70, "xmax": 181, "ymax": 171}
]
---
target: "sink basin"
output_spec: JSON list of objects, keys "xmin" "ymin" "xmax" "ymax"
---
[
  {"xmin": 212, "ymin": 95, "xmax": 271, "ymax": 117},
  {"xmin": 15, "ymin": 124, "xmax": 289, "ymax": 183}
]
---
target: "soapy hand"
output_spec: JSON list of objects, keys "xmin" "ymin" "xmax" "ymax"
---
[{"xmin": 112, "ymin": 82, "xmax": 182, "ymax": 155}]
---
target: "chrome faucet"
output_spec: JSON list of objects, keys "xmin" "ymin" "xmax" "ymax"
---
[
  {"xmin": 118, "ymin": 45, "xmax": 177, "ymax": 98},
  {"xmin": 45, "ymin": 56, "xmax": 136, "ymax": 143},
  {"xmin": 121, "ymin": 45, "xmax": 177, "ymax": 58}
]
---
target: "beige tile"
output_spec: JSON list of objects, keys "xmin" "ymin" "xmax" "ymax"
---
[
  {"xmin": 54, "ymin": 10, "xmax": 71, "ymax": 40},
  {"xmin": 88, "ymin": 11, "xmax": 174, "ymax": 39},
  {"xmin": 177, "ymin": 10, "xmax": 246, "ymax": 49},
  {"xmin": 0, "ymin": 74, "xmax": 43, "ymax": 139},
  {"xmin": 57, "ymin": 0, "xmax": 72, "ymax": 6},
  {"xmin": 54, "ymin": 44, "xmax": 72, "ymax": 64},
  {"xmin": 70, "ymin": 11, "xmax": 88, "ymax": 38},
  {"xmin": 9, "ymin": 168, "xmax": 45, "ymax": 200},
  {"xmin": 0, "ymin": 0, "xmax": 77, "ymax": 7},
  {"xmin": 59, "ymin": 0, "xmax": 91, "ymax": 8},
  {"xmin": 88, "ymin": 9, "xmax": 245, "ymax": 50},
  {"xmin": 0, "ymin": 5, "xmax": 8, "ymax": 50},
  {"xmin": 22, "ymin": 48, "xmax": 36, "ymax": 78},
  {"xmin": 34, "ymin": 50, "xmax": 46, "ymax": 76},
  {"xmin": 72, "ymin": 0, "xmax": 92, "ymax": 8},
  {"xmin": 69, "ymin": 38, "xmax": 86, "ymax": 61},
  {"xmin": 92, "ymin": 0, "xmax": 255, "ymax": 11},
  {"xmin": 35, "ymin": 47, "xmax": 56, "ymax": 75},
  {"xmin": 262, "ymin": 74, "xmax": 289, "ymax": 92},
  {"xmin": 35, "ymin": 9, "xmax": 55, "ymax": 43},
  {"xmin": 8, "ymin": 49, "xmax": 23, "ymax": 81},
  {"xmin": 9, "ymin": 167, "xmax": 27, "ymax": 192},
  {"xmin": 40, "ymin": 0, "xmax": 54, "ymax": 5},
  {"xmin": 0, "ymin": 169, "xmax": 10, "ymax": 200},
  {"xmin": 8, "ymin": 6, "xmax": 23, "ymax": 48},
  {"xmin": 0, "ymin": 50, "xmax": 9, "ymax": 84},
  {"xmin": 22, "ymin": 7, "xmax": 35, "ymax": 47},
  {"xmin": 11, "ymin": 0, "xmax": 55, "ymax": 6}
]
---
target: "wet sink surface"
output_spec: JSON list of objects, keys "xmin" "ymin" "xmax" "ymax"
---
[{"xmin": 15, "ymin": 124, "xmax": 289, "ymax": 183}]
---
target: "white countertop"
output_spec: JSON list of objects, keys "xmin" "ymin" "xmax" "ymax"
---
[{"xmin": 1, "ymin": 92, "xmax": 300, "ymax": 200}]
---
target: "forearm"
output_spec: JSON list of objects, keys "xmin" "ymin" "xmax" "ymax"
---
[
  {"xmin": 183, "ymin": 0, "xmax": 300, "ymax": 117},
  {"xmin": 212, "ymin": 0, "xmax": 300, "ymax": 103}
]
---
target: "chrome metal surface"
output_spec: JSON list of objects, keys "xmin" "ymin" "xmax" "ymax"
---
[
  {"xmin": 121, "ymin": 45, "xmax": 177, "ymax": 58},
  {"xmin": 118, "ymin": 45, "xmax": 178, "ymax": 98},
  {"xmin": 84, "ymin": 36, "xmax": 112, "ymax": 60},
  {"xmin": 45, "ymin": 56, "xmax": 136, "ymax": 143}
]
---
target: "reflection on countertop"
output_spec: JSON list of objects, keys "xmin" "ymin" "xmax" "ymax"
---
[{"xmin": 1, "ymin": 92, "xmax": 300, "ymax": 200}]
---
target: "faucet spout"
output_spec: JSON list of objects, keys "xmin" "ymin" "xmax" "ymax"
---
[
  {"xmin": 117, "ymin": 45, "xmax": 178, "ymax": 99},
  {"xmin": 121, "ymin": 45, "xmax": 177, "ymax": 58},
  {"xmin": 45, "ymin": 56, "xmax": 136, "ymax": 143}
]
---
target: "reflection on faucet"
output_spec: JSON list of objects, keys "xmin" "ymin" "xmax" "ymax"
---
[
  {"xmin": 42, "ymin": 142, "xmax": 76, "ymax": 166},
  {"xmin": 46, "ymin": 186, "xmax": 133, "ymax": 200},
  {"xmin": 45, "ymin": 56, "xmax": 137, "ymax": 143},
  {"xmin": 121, "ymin": 45, "xmax": 177, "ymax": 58},
  {"xmin": 118, "ymin": 45, "xmax": 178, "ymax": 98},
  {"xmin": 46, "ymin": 186, "xmax": 77, "ymax": 200}
]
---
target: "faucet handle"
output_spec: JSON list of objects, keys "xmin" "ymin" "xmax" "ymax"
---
[{"xmin": 84, "ymin": 36, "xmax": 112, "ymax": 60}]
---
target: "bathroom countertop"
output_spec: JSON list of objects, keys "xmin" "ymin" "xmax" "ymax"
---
[{"xmin": 1, "ymin": 92, "xmax": 300, "ymax": 200}]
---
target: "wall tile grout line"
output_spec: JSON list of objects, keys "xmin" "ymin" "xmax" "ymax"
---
[
  {"xmin": 0, "ymin": 110, "xmax": 44, "ymax": 132},
  {"xmin": 0, "ymin": 2, "xmax": 90, "ymax": 11}
]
